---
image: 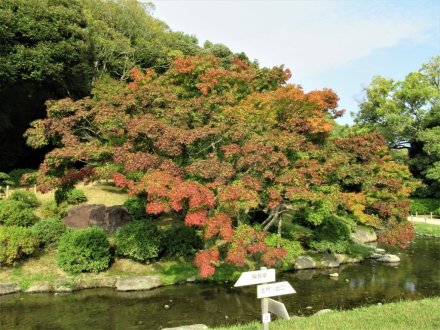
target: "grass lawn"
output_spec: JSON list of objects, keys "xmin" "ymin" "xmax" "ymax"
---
[
  {"xmin": 413, "ymin": 223, "xmax": 440, "ymax": 236},
  {"xmin": 215, "ymin": 297, "xmax": 440, "ymax": 330}
]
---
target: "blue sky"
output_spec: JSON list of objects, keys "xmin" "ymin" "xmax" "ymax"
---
[{"xmin": 152, "ymin": 0, "xmax": 440, "ymax": 124}]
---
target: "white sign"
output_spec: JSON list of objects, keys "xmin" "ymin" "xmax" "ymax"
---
[
  {"xmin": 268, "ymin": 298, "xmax": 290, "ymax": 320},
  {"xmin": 234, "ymin": 268, "xmax": 276, "ymax": 287},
  {"xmin": 262, "ymin": 313, "xmax": 271, "ymax": 324},
  {"xmin": 257, "ymin": 281, "xmax": 296, "ymax": 299}
]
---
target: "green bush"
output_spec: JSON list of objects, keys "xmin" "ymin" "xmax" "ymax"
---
[
  {"xmin": 32, "ymin": 218, "xmax": 67, "ymax": 248},
  {"xmin": 123, "ymin": 196, "xmax": 147, "ymax": 219},
  {"xmin": 309, "ymin": 215, "xmax": 351, "ymax": 254},
  {"xmin": 0, "ymin": 226, "xmax": 39, "ymax": 265},
  {"xmin": 115, "ymin": 220, "xmax": 163, "ymax": 262},
  {"xmin": 410, "ymin": 198, "xmax": 440, "ymax": 215},
  {"xmin": 162, "ymin": 225, "xmax": 203, "ymax": 257},
  {"xmin": 40, "ymin": 200, "xmax": 68, "ymax": 219},
  {"xmin": 57, "ymin": 227, "xmax": 111, "ymax": 274},
  {"xmin": 0, "ymin": 200, "xmax": 39, "ymax": 226},
  {"xmin": 10, "ymin": 190, "xmax": 40, "ymax": 208},
  {"xmin": 265, "ymin": 234, "xmax": 303, "ymax": 265},
  {"xmin": 65, "ymin": 188, "xmax": 87, "ymax": 205},
  {"xmin": 7, "ymin": 168, "xmax": 36, "ymax": 186}
]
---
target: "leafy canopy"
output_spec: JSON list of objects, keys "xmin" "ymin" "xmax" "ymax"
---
[{"xmin": 26, "ymin": 54, "xmax": 415, "ymax": 276}]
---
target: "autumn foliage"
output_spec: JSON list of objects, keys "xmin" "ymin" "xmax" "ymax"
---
[{"xmin": 25, "ymin": 54, "xmax": 416, "ymax": 275}]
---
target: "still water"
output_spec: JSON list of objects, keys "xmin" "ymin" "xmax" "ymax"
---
[{"xmin": 1, "ymin": 237, "xmax": 439, "ymax": 329}]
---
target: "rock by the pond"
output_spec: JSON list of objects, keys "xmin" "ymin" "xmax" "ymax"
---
[
  {"xmin": 377, "ymin": 254, "xmax": 400, "ymax": 263},
  {"xmin": 186, "ymin": 276, "xmax": 196, "ymax": 283},
  {"xmin": 294, "ymin": 256, "xmax": 316, "ymax": 270},
  {"xmin": 320, "ymin": 254, "xmax": 341, "ymax": 268},
  {"xmin": 375, "ymin": 248, "xmax": 386, "ymax": 255},
  {"xmin": 162, "ymin": 325, "xmax": 208, "ymax": 330},
  {"xmin": 315, "ymin": 309, "xmax": 333, "ymax": 315},
  {"xmin": 116, "ymin": 276, "xmax": 162, "ymax": 291},
  {"xmin": 351, "ymin": 226, "xmax": 377, "ymax": 244},
  {"xmin": 63, "ymin": 204, "xmax": 132, "ymax": 232},
  {"xmin": 345, "ymin": 257, "xmax": 361, "ymax": 263},
  {"xmin": 367, "ymin": 253, "xmax": 383, "ymax": 259},
  {"xmin": 26, "ymin": 282, "xmax": 53, "ymax": 293},
  {"xmin": 329, "ymin": 273, "xmax": 339, "ymax": 278},
  {"xmin": 53, "ymin": 279, "xmax": 74, "ymax": 293},
  {"xmin": 0, "ymin": 283, "xmax": 20, "ymax": 295}
]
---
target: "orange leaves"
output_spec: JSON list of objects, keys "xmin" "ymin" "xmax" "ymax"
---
[{"xmin": 195, "ymin": 248, "xmax": 220, "ymax": 277}]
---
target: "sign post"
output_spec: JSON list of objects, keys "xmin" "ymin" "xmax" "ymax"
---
[{"xmin": 234, "ymin": 267, "xmax": 295, "ymax": 329}]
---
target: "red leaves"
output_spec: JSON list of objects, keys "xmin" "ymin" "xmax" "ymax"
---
[
  {"xmin": 377, "ymin": 222, "xmax": 415, "ymax": 249},
  {"xmin": 195, "ymin": 248, "xmax": 220, "ymax": 277},
  {"xmin": 204, "ymin": 213, "xmax": 233, "ymax": 242}
]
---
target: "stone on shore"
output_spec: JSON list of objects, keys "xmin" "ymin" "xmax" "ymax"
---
[
  {"xmin": 315, "ymin": 309, "xmax": 333, "ymax": 315},
  {"xmin": 377, "ymin": 254, "xmax": 400, "ymax": 263},
  {"xmin": 0, "ymin": 283, "xmax": 20, "ymax": 295},
  {"xmin": 162, "ymin": 325, "xmax": 208, "ymax": 330},
  {"xmin": 351, "ymin": 226, "xmax": 377, "ymax": 244},
  {"xmin": 374, "ymin": 248, "xmax": 386, "ymax": 255},
  {"xmin": 116, "ymin": 276, "xmax": 162, "ymax": 291},
  {"xmin": 320, "ymin": 254, "xmax": 341, "ymax": 268},
  {"xmin": 367, "ymin": 253, "xmax": 383, "ymax": 259},
  {"xmin": 26, "ymin": 282, "xmax": 53, "ymax": 293},
  {"xmin": 294, "ymin": 256, "xmax": 316, "ymax": 270}
]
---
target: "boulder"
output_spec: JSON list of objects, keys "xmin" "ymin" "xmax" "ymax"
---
[
  {"xmin": 26, "ymin": 282, "xmax": 53, "ymax": 293},
  {"xmin": 0, "ymin": 283, "xmax": 20, "ymax": 295},
  {"xmin": 315, "ymin": 309, "xmax": 333, "ymax": 315},
  {"xmin": 53, "ymin": 279, "xmax": 74, "ymax": 293},
  {"xmin": 375, "ymin": 248, "xmax": 386, "ymax": 255},
  {"xmin": 63, "ymin": 204, "xmax": 132, "ymax": 232},
  {"xmin": 329, "ymin": 273, "xmax": 339, "ymax": 278},
  {"xmin": 367, "ymin": 253, "xmax": 383, "ymax": 259},
  {"xmin": 163, "ymin": 325, "xmax": 208, "ymax": 330},
  {"xmin": 116, "ymin": 276, "xmax": 162, "ymax": 291},
  {"xmin": 351, "ymin": 226, "xmax": 377, "ymax": 244},
  {"xmin": 294, "ymin": 256, "xmax": 316, "ymax": 270},
  {"xmin": 377, "ymin": 254, "xmax": 400, "ymax": 263},
  {"xmin": 320, "ymin": 254, "xmax": 341, "ymax": 268}
]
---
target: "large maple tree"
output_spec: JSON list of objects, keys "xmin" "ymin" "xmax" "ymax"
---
[{"xmin": 25, "ymin": 54, "xmax": 415, "ymax": 276}]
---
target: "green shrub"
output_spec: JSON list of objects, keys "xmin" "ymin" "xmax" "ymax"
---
[
  {"xmin": 0, "ymin": 226, "xmax": 39, "ymax": 265},
  {"xmin": 57, "ymin": 227, "xmax": 111, "ymax": 274},
  {"xmin": 309, "ymin": 240, "xmax": 350, "ymax": 254},
  {"xmin": 410, "ymin": 198, "xmax": 440, "ymax": 215},
  {"xmin": 115, "ymin": 220, "xmax": 163, "ymax": 262},
  {"xmin": 40, "ymin": 200, "xmax": 68, "ymax": 219},
  {"xmin": 10, "ymin": 190, "xmax": 40, "ymax": 208},
  {"xmin": 309, "ymin": 215, "xmax": 351, "ymax": 254},
  {"xmin": 123, "ymin": 196, "xmax": 147, "ymax": 219},
  {"xmin": 162, "ymin": 225, "xmax": 203, "ymax": 257},
  {"xmin": 32, "ymin": 218, "xmax": 67, "ymax": 248},
  {"xmin": 65, "ymin": 188, "xmax": 87, "ymax": 205},
  {"xmin": 265, "ymin": 234, "xmax": 304, "ymax": 265},
  {"xmin": 7, "ymin": 168, "xmax": 36, "ymax": 186},
  {"xmin": 0, "ymin": 200, "xmax": 39, "ymax": 226}
]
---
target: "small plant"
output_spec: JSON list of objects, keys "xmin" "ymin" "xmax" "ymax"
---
[
  {"xmin": 65, "ymin": 188, "xmax": 87, "ymax": 205},
  {"xmin": 265, "ymin": 234, "xmax": 303, "ymax": 265},
  {"xmin": 309, "ymin": 215, "xmax": 352, "ymax": 254},
  {"xmin": 32, "ymin": 218, "xmax": 67, "ymax": 248},
  {"xmin": 0, "ymin": 200, "xmax": 39, "ymax": 226},
  {"xmin": 0, "ymin": 226, "xmax": 39, "ymax": 265},
  {"xmin": 115, "ymin": 220, "xmax": 163, "ymax": 262},
  {"xmin": 162, "ymin": 225, "xmax": 203, "ymax": 257},
  {"xmin": 123, "ymin": 196, "xmax": 147, "ymax": 219},
  {"xmin": 10, "ymin": 190, "xmax": 40, "ymax": 208},
  {"xmin": 40, "ymin": 200, "xmax": 68, "ymax": 219},
  {"xmin": 377, "ymin": 221, "xmax": 415, "ymax": 249},
  {"xmin": 57, "ymin": 227, "xmax": 111, "ymax": 274}
]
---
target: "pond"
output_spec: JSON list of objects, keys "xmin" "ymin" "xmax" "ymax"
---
[{"xmin": 1, "ymin": 237, "xmax": 439, "ymax": 329}]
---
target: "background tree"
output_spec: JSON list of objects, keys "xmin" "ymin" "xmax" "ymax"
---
[{"xmin": 354, "ymin": 56, "xmax": 440, "ymax": 197}]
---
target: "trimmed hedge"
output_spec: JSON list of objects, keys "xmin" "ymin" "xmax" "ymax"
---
[
  {"xmin": 65, "ymin": 188, "xmax": 87, "ymax": 205},
  {"xmin": 10, "ymin": 190, "xmax": 40, "ymax": 208},
  {"xmin": 40, "ymin": 200, "xmax": 68, "ymax": 219},
  {"xmin": 32, "ymin": 218, "xmax": 67, "ymax": 248},
  {"xmin": 57, "ymin": 227, "xmax": 111, "ymax": 274},
  {"xmin": 115, "ymin": 220, "xmax": 162, "ymax": 262},
  {"xmin": 123, "ymin": 196, "xmax": 147, "ymax": 219},
  {"xmin": 0, "ymin": 226, "xmax": 39, "ymax": 265},
  {"xmin": 0, "ymin": 200, "xmax": 39, "ymax": 227},
  {"xmin": 410, "ymin": 198, "xmax": 440, "ymax": 215}
]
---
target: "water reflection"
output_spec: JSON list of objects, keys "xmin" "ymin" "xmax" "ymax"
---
[{"xmin": 0, "ymin": 237, "xmax": 439, "ymax": 329}]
